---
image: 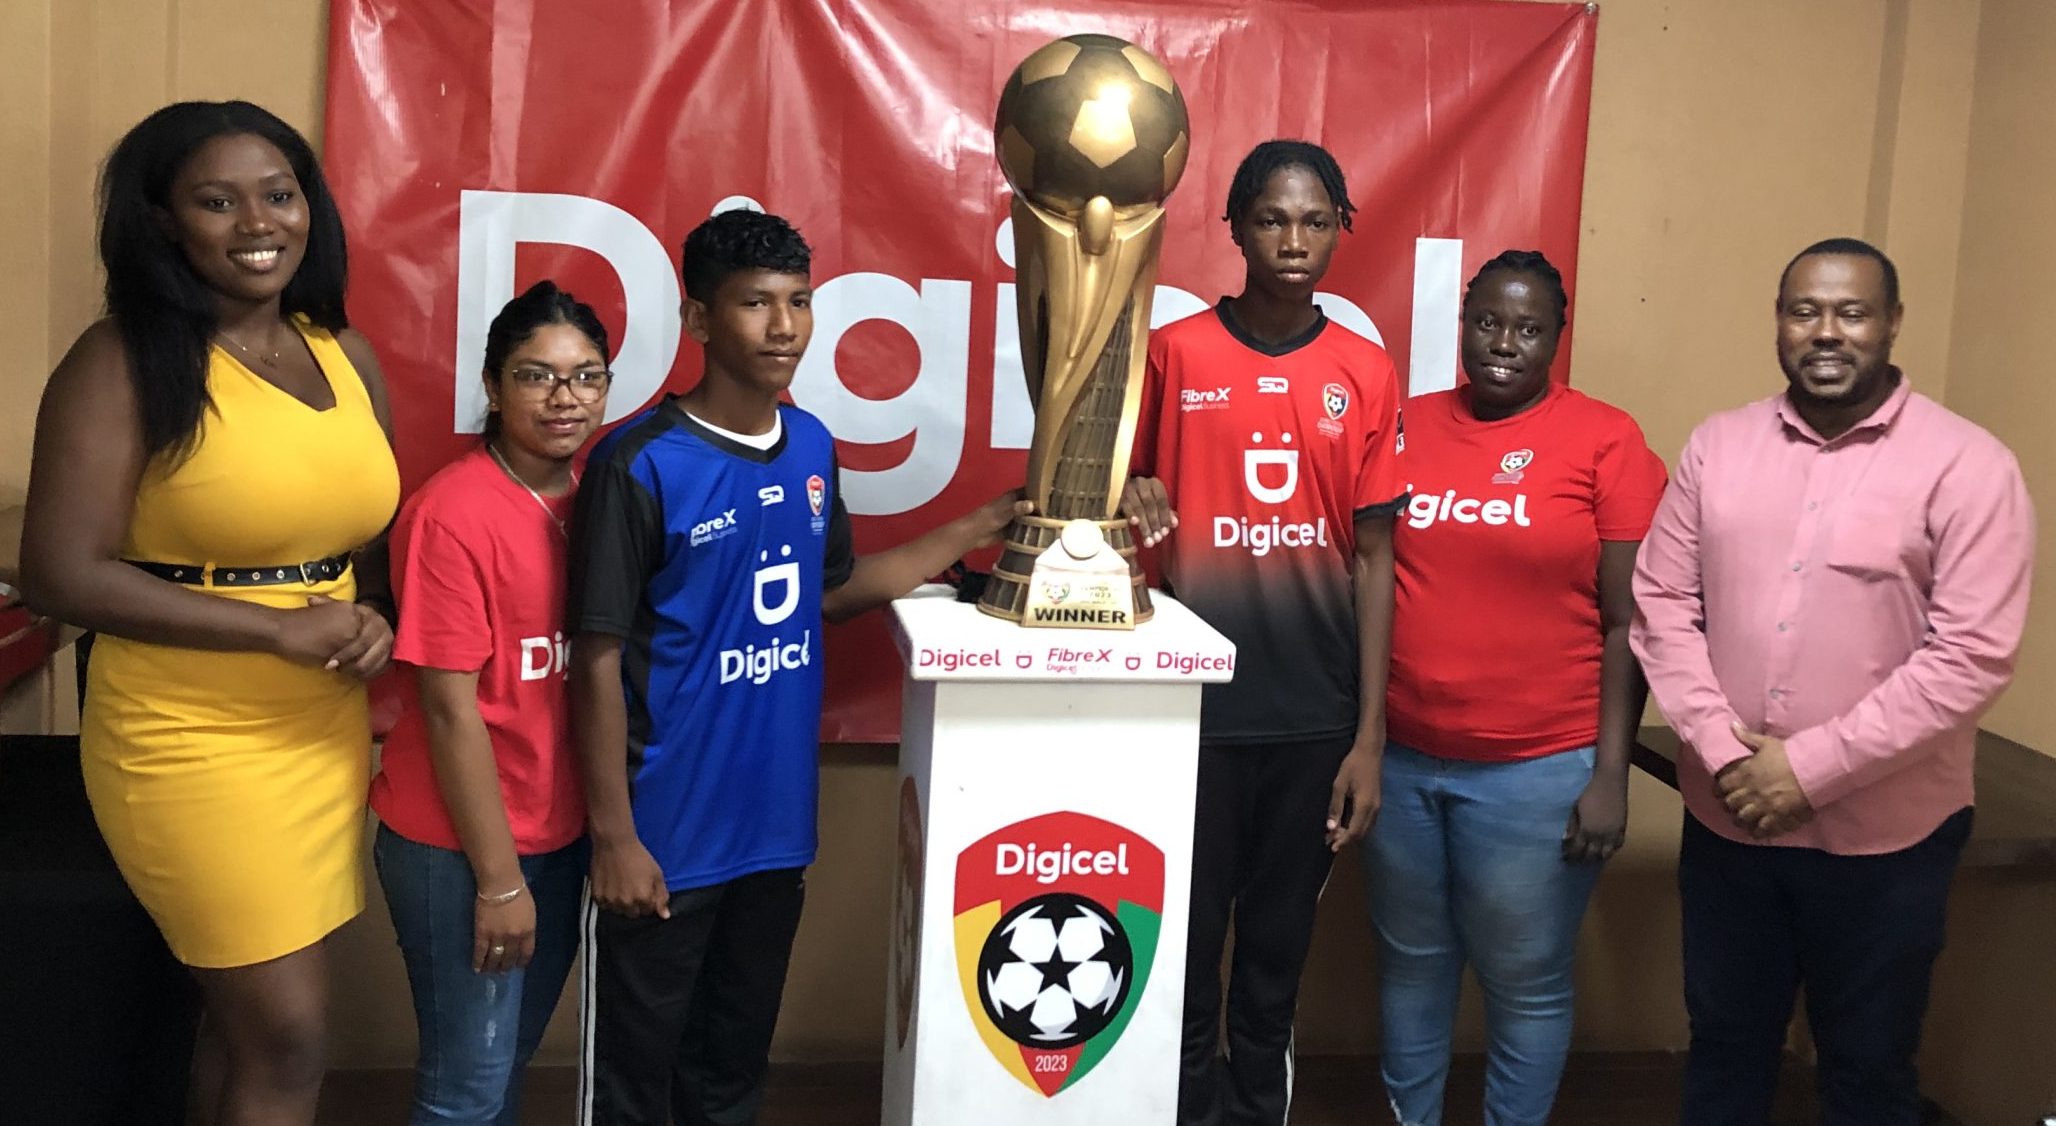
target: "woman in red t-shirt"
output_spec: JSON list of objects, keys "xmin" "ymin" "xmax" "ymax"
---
[
  {"xmin": 369, "ymin": 280, "xmax": 612, "ymax": 1124},
  {"xmin": 1369, "ymin": 251, "xmax": 1667, "ymax": 1126}
]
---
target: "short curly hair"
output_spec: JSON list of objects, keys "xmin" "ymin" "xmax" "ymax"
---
[{"xmin": 680, "ymin": 209, "xmax": 812, "ymax": 303}]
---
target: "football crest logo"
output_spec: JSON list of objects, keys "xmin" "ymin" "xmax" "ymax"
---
[
  {"xmin": 1321, "ymin": 382, "xmax": 1350, "ymax": 420},
  {"xmin": 954, "ymin": 812, "xmax": 1164, "ymax": 1097},
  {"xmin": 1493, "ymin": 449, "xmax": 1534, "ymax": 484},
  {"xmin": 806, "ymin": 474, "xmax": 826, "ymax": 516}
]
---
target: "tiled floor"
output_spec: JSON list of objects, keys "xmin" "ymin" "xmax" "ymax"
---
[{"xmin": 317, "ymin": 1052, "xmax": 1844, "ymax": 1125}]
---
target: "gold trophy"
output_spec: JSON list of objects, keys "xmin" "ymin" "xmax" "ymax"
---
[{"xmin": 979, "ymin": 33, "xmax": 1190, "ymax": 629}]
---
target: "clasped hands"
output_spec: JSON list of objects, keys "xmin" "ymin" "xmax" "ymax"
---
[
  {"xmin": 1715, "ymin": 721, "xmax": 1814, "ymax": 839},
  {"xmin": 275, "ymin": 593, "xmax": 393, "ymax": 679}
]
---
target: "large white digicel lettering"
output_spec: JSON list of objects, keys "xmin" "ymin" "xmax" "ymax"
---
[
  {"xmin": 1405, "ymin": 490, "xmax": 1533, "ymax": 530},
  {"xmin": 791, "ymin": 272, "xmax": 969, "ymax": 515},
  {"xmin": 454, "ymin": 194, "xmax": 1467, "ymax": 514},
  {"xmin": 456, "ymin": 191, "xmax": 682, "ymax": 430}
]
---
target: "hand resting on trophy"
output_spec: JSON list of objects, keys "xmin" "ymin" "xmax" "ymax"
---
[
  {"xmin": 1120, "ymin": 475, "xmax": 1179, "ymax": 549},
  {"xmin": 822, "ymin": 490, "xmax": 1035, "ymax": 623}
]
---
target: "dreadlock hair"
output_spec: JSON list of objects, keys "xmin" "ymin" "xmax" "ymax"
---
[
  {"xmin": 1780, "ymin": 237, "xmax": 1900, "ymax": 308},
  {"xmin": 98, "ymin": 101, "xmax": 349, "ymax": 463},
  {"xmin": 1222, "ymin": 140, "xmax": 1356, "ymax": 232},
  {"xmin": 1464, "ymin": 249, "xmax": 1569, "ymax": 328},
  {"xmin": 479, "ymin": 280, "xmax": 612, "ymax": 442},
  {"xmin": 680, "ymin": 209, "xmax": 813, "ymax": 303}
]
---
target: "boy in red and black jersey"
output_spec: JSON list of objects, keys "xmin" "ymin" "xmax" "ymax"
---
[{"xmin": 1124, "ymin": 140, "xmax": 1406, "ymax": 1126}]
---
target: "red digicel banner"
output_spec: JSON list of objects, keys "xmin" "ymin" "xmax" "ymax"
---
[{"xmin": 325, "ymin": 0, "xmax": 1597, "ymax": 743}]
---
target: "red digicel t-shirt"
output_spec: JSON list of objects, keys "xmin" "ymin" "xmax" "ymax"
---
[
  {"xmin": 1388, "ymin": 385, "xmax": 1667, "ymax": 761},
  {"xmin": 1134, "ymin": 304, "xmax": 1408, "ymax": 744},
  {"xmin": 369, "ymin": 447, "xmax": 586, "ymax": 854}
]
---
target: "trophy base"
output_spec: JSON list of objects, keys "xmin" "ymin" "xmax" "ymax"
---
[{"xmin": 976, "ymin": 514, "xmax": 1154, "ymax": 626}]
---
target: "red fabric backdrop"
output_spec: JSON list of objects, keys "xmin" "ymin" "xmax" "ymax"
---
[{"xmin": 325, "ymin": 0, "xmax": 1597, "ymax": 742}]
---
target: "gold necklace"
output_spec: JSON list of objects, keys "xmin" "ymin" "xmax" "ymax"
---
[
  {"xmin": 487, "ymin": 442, "xmax": 577, "ymax": 537},
  {"xmin": 217, "ymin": 324, "xmax": 286, "ymax": 368}
]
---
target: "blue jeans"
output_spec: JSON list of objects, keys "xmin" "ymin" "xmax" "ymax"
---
[
  {"xmin": 375, "ymin": 824, "xmax": 589, "ymax": 1126},
  {"xmin": 1364, "ymin": 743, "xmax": 1602, "ymax": 1126}
]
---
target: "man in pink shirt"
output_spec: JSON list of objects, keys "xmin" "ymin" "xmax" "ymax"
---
[{"xmin": 1632, "ymin": 237, "xmax": 2034, "ymax": 1126}]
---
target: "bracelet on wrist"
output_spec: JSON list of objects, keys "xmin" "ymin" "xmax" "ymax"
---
[{"xmin": 476, "ymin": 883, "xmax": 526, "ymax": 905}]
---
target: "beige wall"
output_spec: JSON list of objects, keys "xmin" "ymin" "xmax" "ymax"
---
[
  {"xmin": 1919, "ymin": 8, "xmax": 2056, "ymax": 1116},
  {"xmin": 3, "ymin": 0, "xmax": 2051, "ymax": 1117},
  {"xmin": 0, "ymin": 0, "xmax": 328, "ymax": 501},
  {"xmin": 1945, "ymin": 0, "xmax": 2056, "ymax": 754}
]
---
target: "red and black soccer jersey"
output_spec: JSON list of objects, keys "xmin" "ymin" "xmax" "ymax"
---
[
  {"xmin": 1388, "ymin": 385, "xmax": 1667, "ymax": 761},
  {"xmin": 1133, "ymin": 302, "xmax": 1408, "ymax": 744}
]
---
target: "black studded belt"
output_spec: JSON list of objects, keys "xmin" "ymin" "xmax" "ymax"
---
[{"xmin": 125, "ymin": 553, "xmax": 353, "ymax": 588}]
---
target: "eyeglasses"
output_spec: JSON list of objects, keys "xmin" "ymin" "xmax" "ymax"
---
[{"xmin": 506, "ymin": 367, "xmax": 612, "ymax": 402}]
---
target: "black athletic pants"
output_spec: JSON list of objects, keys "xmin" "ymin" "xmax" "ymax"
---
[
  {"xmin": 1180, "ymin": 736, "xmax": 1352, "ymax": 1126},
  {"xmin": 580, "ymin": 867, "xmax": 807, "ymax": 1126}
]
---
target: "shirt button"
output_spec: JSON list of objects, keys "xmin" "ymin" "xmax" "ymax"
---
[
  {"xmin": 1807, "ymin": 502, "xmax": 1819, "ymax": 511},
  {"xmin": 1791, "ymin": 562, "xmax": 1802, "ymax": 572},
  {"xmin": 1777, "ymin": 622, "xmax": 1790, "ymax": 632}
]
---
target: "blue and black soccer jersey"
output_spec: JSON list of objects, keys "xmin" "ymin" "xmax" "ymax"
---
[{"xmin": 568, "ymin": 398, "xmax": 853, "ymax": 891}]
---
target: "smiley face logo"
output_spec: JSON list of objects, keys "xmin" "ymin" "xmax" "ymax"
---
[
  {"xmin": 753, "ymin": 545, "xmax": 800, "ymax": 625},
  {"xmin": 1243, "ymin": 431, "xmax": 1299, "ymax": 505}
]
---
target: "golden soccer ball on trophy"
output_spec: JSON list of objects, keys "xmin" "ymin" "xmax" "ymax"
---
[
  {"xmin": 994, "ymin": 34, "xmax": 1191, "ymax": 215},
  {"xmin": 980, "ymin": 34, "xmax": 1189, "ymax": 628}
]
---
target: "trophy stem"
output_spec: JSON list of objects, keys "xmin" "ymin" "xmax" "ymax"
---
[{"xmin": 981, "ymin": 298, "xmax": 1154, "ymax": 624}]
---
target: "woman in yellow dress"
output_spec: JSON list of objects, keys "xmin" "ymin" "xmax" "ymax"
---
[{"xmin": 20, "ymin": 101, "xmax": 400, "ymax": 1126}]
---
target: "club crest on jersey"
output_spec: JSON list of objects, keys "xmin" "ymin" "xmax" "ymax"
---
[
  {"xmin": 806, "ymin": 473, "xmax": 829, "ymax": 534},
  {"xmin": 1322, "ymin": 383, "xmax": 1350, "ymax": 420},
  {"xmin": 1493, "ymin": 449, "xmax": 1534, "ymax": 485}
]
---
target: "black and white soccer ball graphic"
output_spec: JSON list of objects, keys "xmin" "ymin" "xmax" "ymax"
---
[{"xmin": 977, "ymin": 892, "xmax": 1134, "ymax": 1049}]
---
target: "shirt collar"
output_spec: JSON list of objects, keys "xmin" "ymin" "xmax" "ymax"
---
[{"xmin": 1773, "ymin": 367, "xmax": 1912, "ymax": 444}]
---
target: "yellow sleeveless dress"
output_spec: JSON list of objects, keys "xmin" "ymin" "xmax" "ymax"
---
[{"xmin": 81, "ymin": 321, "xmax": 400, "ymax": 969}]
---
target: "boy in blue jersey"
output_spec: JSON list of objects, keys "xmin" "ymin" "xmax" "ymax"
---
[{"xmin": 567, "ymin": 209, "xmax": 1026, "ymax": 1126}]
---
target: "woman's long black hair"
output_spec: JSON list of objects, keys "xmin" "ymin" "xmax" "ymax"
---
[{"xmin": 98, "ymin": 100, "xmax": 350, "ymax": 462}]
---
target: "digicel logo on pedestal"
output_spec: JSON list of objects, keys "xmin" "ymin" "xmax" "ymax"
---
[
  {"xmin": 954, "ymin": 813, "xmax": 1165, "ymax": 1098},
  {"xmin": 915, "ymin": 647, "xmax": 1003, "ymax": 672},
  {"xmin": 994, "ymin": 841, "xmax": 1131, "ymax": 884}
]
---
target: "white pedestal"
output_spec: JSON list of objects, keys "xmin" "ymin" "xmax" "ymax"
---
[{"xmin": 881, "ymin": 589, "xmax": 1235, "ymax": 1125}]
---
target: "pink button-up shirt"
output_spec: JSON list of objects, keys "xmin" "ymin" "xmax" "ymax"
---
[{"xmin": 1631, "ymin": 375, "xmax": 2034, "ymax": 854}]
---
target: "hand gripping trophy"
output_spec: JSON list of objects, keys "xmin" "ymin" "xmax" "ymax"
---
[{"xmin": 977, "ymin": 33, "xmax": 1189, "ymax": 629}]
